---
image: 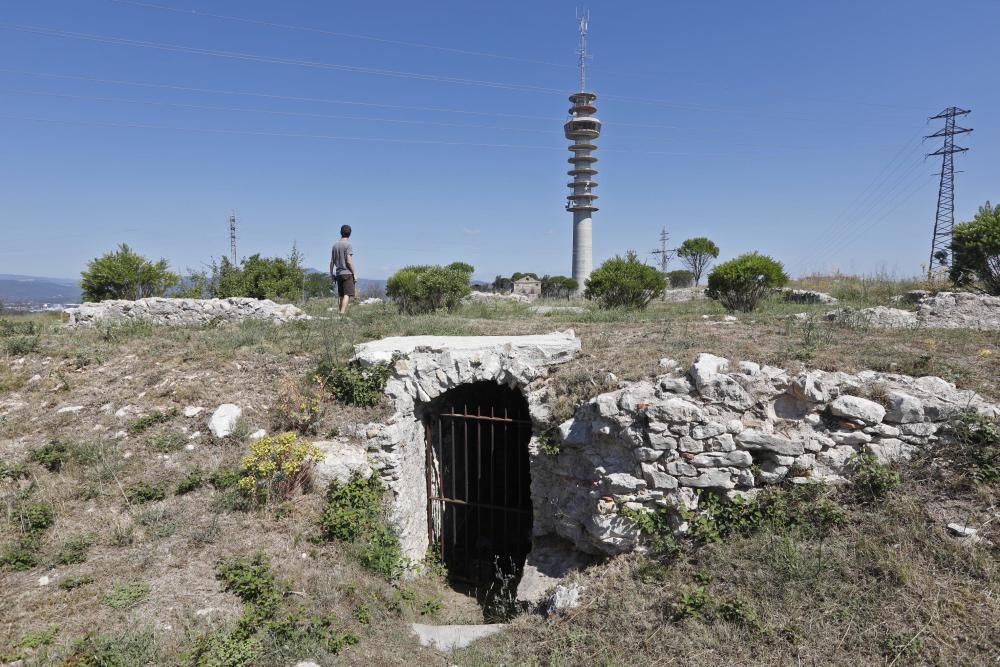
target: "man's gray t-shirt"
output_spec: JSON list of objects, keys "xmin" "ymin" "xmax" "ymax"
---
[{"xmin": 331, "ymin": 238, "xmax": 353, "ymax": 277}]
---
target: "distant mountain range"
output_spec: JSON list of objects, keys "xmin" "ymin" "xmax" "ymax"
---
[{"xmin": 0, "ymin": 274, "xmax": 82, "ymax": 305}]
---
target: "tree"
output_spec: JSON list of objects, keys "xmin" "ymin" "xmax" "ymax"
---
[
  {"xmin": 510, "ymin": 272, "xmax": 539, "ymax": 282},
  {"xmin": 540, "ymin": 275, "xmax": 578, "ymax": 299},
  {"xmin": 951, "ymin": 201, "xmax": 1000, "ymax": 295},
  {"xmin": 492, "ymin": 275, "xmax": 513, "ymax": 293},
  {"xmin": 667, "ymin": 269, "xmax": 694, "ymax": 289},
  {"xmin": 80, "ymin": 243, "xmax": 179, "ymax": 302},
  {"xmin": 677, "ymin": 237, "xmax": 720, "ymax": 285},
  {"xmin": 584, "ymin": 251, "xmax": 666, "ymax": 310},
  {"xmin": 386, "ymin": 262, "xmax": 474, "ymax": 314},
  {"xmin": 303, "ymin": 272, "xmax": 334, "ymax": 299},
  {"xmin": 706, "ymin": 252, "xmax": 788, "ymax": 312},
  {"xmin": 207, "ymin": 248, "xmax": 305, "ymax": 302}
]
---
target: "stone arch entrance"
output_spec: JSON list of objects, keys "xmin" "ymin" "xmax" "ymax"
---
[{"xmin": 422, "ymin": 381, "xmax": 533, "ymax": 585}]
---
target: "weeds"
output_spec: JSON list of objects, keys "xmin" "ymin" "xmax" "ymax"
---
[
  {"xmin": 103, "ymin": 581, "xmax": 151, "ymax": 609},
  {"xmin": 68, "ymin": 629, "xmax": 158, "ymax": 665},
  {"xmin": 124, "ymin": 481, "xmax": 166, "ymax": 505},
  {"xmin": 850, "ymin": 453, "xmax": 901, "ymax": 501},
  {"xmin": 127, "ymin": 408, "xmax": 179, "ymax": 434},
  {"xmin": 937, "ymin": 411, "xmax": 1000, "ymax": 484},
  {"xmin": 237, "ymin": 432, "xmax": 323, "ymax": 505},
  {"xmin": 320, "ymin": 358, "xmax": 395, "ymax": 407},
  {"xmin": 55, "ymin": 533, "xmax": 95, "ymax": 565},
  {"xmin": 29, "ymin": 440, "xmax": 69, "ymax": 472},
  {"xmin": 320, "ymin": 473, "xmax": 404, "ymax": 579},
  {"xmin": 271, "ymin": 374, "xmax": 325, "ymax": 434},
  {"xmin": 149, "ymin": 430, "xmax": 187, "ymax": 453},
  {"xmin": 59, "ymin": 575, "xmax": 95, "ymax": 590},
  {"xmin": 176, "ymin": 468, "xmax": 206, "ymax": 495}
]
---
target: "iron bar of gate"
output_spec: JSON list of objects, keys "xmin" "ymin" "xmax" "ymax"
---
[
  {"xmin": 426, "ymin": 496, "xmax": 532, "ymax": 514},
  {"xmin": 437, "ymin": 412, "xmax": 530, "ymax": 425}
]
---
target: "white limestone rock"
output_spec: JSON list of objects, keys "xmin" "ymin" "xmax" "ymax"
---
[
  {"xmin": 208, "ymin": 404, "xmax": 242, "ymax": 438},
  {"xmin": 689, "ymin": 353, "xmax": 730, "ymax": 388},
  {"xmin": 885, "ymin": 391, "xmax": 924, "ymax": 424},
  {"xmin": 829, "ymin": 395, "xmax": 886, "ymax": 425},
  {"xmin": 736, "ymin": 429, "xmax": 805, "ymax": 456},
  {"xmin": 312, "ymin": 439, "xmax": 371, "ymax": 486}
]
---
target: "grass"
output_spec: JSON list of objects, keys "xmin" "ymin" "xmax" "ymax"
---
[{"xmin": 0, "ymin": 284, "xmax": 997, "ymax": 664}]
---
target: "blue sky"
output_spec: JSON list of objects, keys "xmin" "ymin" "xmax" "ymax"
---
[{"xmin": 0, "ymin": 0, "xmax": 997, "ymax": 281}]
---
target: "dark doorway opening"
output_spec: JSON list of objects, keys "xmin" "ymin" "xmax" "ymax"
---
[{"xmin": 423, "ymin": 382, "xmax": 533, "ymax": 590}]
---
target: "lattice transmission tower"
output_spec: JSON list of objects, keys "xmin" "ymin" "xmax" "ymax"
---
[
  {"xmin": 926, "ymin": 107, "xmax": 971, "ymax": 278},
  {"xmin": 228, "ymin": 210, "xmax": 238, "ymax": 264},
  {"xmin": 650, "ymin": 226, "xmax": 675, "ymax": 274}
]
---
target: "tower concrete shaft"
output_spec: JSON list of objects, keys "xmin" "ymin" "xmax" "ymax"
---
[{"xmin": 565, "ymin": 91, "xmax": 601, "ymax": 291}]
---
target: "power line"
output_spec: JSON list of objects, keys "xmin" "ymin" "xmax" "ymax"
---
[
  {"xmin": 107, "ymin": 0, "xmax": 570, "ymax": 69},
  {"xmin": 0, "ymin": 23, "xmax": 933, "ymax": 125},
  {"xmin": 0, "ymin": 22, "xmax": 567, "ymax": 95},
  {"xmin": 925, "ymin": 106, "xmax": 972, "ymax": 278}
]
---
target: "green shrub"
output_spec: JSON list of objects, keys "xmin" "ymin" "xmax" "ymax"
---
[
  {"xmin": 0, "ymin": 318, "xmax": 38, "ymax": 336},
  {"xmin": 0, "ymin": 538, "xmax": 41, "ymax": 571},
  {"xmin": 149, "ymin": 430, "xmax": 187, "ymax": 453},
  {"xmin": 124, "ymin": 481, "xmax": 166, "ymax": 505},
  {"xmin": 103, "ymin": 581, "xmax": 151, "ymax": 609},
  {"xmin": 669, "ymin": 586, "xmax": 711, "ymax": 621},
  {"xmin": 850, "ymin": 453, "xmax": 901, "ymax": 501},
  {"xmin": 16, "ymin": 501, "xmax": 55, "ymax": 535},
  {"xmin": 950, "ymin": 201, "xmax": 1000, "ymax": 294},
  {"xmin": 68, "ymin": 629, "xmax": 158, "ymax": 666},
  {"xmin": 320, "ymin": 474, "xmax": 403, "ymax": 578},
  {"xmin": 59, "ymin": 574, "xmax": 95, "ymax": 590},
  {"xmin": 30, "ymin": 440, "xmax": 69, "ymax": 472},
  {"xmin": 939, "ymin": 411, "xmax": 1000, "ymax": 483},
  {"xmin": 323, "ymin": 359, "xmax": 394, "ymax": 407},
  {"xmin": 209, "ymin": 249, "xmax": 306, "ymax": 302},
  {"xmin": 717, "ymin": 594, "xmax": 761, "ymax": 630},
  {"xmin": 209, "ymin": 466, "xmax": 243, "ymax": 490},
  {"xmin": 667, "ymin": 269, "xmax": 695, "ymax": 288},
  {"xmin": 217, "ymin": 553, "xmax": 280, "ymax": 615},
  {"xmin": 81, "ymin": 243, "xmax": 179, "ymax": 301},
  {"xmin": 706, "ymin": 252, "xmax": 789, "ymax": 312},
  {"xmin": 4, "ymin": 335, "xmax": 39, "ymax": 356},
  {"xmin": 386, "ymin": 262, "xmax": 474, "ymax": 314},
  {"xmin": 584, "ymin": 251, "xmax": 666, "ymax": 310},
  {"xmin": 176, "ymin": 468, "xmax": 206, "ymax": 495},
  {"xmin": 676, "ymin": 237, "xmax": 720, "ymax": 285},
  {"xmin": 127, "ymin": 408, "xmax": 178, "ymax": 434},
  {"xmin": 17, "ymin": 625, "xmax": 59, "ymax": 649},
  {"xmin": 56, "ymin": 533, "xmax": 95, "ymax": 565}
]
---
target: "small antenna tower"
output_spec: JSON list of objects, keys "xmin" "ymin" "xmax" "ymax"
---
[
  {"xmin": 228, "ymin": 210, "xmax": 238, "ymax": 264},
  {"xmin": 576, "ymin": 9, "xmax": 589, "ymax": 91},
  {"xmin": 650, "ymin": 226, "xmax": 675, "ymax": 274},
  {"xmin": 925, "ymin": 107, "xmax": 971, "ymax": 278}
]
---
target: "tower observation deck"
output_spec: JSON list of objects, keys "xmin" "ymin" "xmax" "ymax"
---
[{"xmin": 565, "ymin": 14, "xmax": 601, "ymax": 291}]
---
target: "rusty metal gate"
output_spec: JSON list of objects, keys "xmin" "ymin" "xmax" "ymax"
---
[{"xmin": 425, "ymin": 383, "xmax": 532, "ymax": 585}]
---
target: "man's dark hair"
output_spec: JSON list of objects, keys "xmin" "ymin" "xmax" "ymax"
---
[{"xmin": 340, "ymin": 224, "xmax": 352, "ymax": 238}]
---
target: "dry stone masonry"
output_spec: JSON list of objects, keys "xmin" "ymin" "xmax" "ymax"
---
[
  {"xmin": 65, "ymin": 297, "xmax": 311, "ymax": 327},
  {"xmin": 540, "ymin": 352, "xmax": 999, "ymax": 555},
  {"xmin": 825, "ymin": 291, "xmax": 1000, "ymax": 330}
]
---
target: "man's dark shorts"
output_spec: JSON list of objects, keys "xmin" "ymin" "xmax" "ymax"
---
[{"xmin": 336, "ymin": 274, "xmax": 356, "ymax": 298}]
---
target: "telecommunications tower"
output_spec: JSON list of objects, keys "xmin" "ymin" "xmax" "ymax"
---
[
  {"xmin": 228, "ymin": 210, "xmax": 238, "ymax": 264},
  {"xmin": 565, "ymin": 11, "xmax": 602, "ymax": 291},
  {"xmin": 926, "ymin": 107, "xmax": 971, "ymax": 278}
]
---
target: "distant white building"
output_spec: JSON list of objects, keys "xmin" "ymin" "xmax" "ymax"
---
[{"xmin": 512, "ymin": 277, "xmax": 541, "ymax": 301}]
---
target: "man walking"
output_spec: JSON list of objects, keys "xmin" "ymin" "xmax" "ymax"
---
[{"xmin": 330, "ymin": 225, "xmax": 356, "ymax": 315}]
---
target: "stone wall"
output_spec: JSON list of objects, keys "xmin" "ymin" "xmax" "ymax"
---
[
  {"xmin": 65, "ymin": 297, "xmax": 311, "ymax": 327},
  {"xmin": 825, "ymin": 291, "xmax": 1000, "ymax": 330},
  {"xmin": 537, "ymin": 353, "xmax": 999, "ymax": 555},
  {"xmin": 352, "ymin": 332, "xmax": 582, "ymax": 560}
]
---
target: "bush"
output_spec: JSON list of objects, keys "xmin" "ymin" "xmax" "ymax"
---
[
  {"xmin": 706, "ymin": 252, "xmax": 789, "ymax": 312},
  {"xmin": 584, "ymin": 251, "xmax": 666, "ymax": 310},
  {"xmin": 323, "ymin": 359, "xmax": 394, "ymax": 407},
  {"xmin": 677, "ymin": 237, "xmax": 720, "ymax": 285},
  {"xmin": 271, "ymin": 375, "xmax": 325, "ymax": 434},
  {"xmin": 667, "ymin": 269, "xmax": 694, "ymax": 288},
  {"xmin": 386, "ymin": 262, "xmax": 473, "ymax": 314},
  {"xmin": 212, "ymin": 249, "xmax": 306, "ymax": 302},
  {"xmin": 127, "ymin": 408, "xmax": 178, "ymax": 434},
  {"xmin": 950, "ymin": 201, "xmax": 1000, "ymax": 294},
  {"xmin": 124, "ymin": 481, "xmax": 166, "ymax": 505},
  {"xmin": 320, "ymin": 474, "xmax": 403, "ymax": 578},
  {"xmin": 56, "ymin": 534, "xmax": 95, "ymax": 565},
  {"xmin": 81, "ymin": 243, "xmax": 179, "ymax": 302},
  {"xmin": 938, "ymin": 412, "xmax": 1000, "ymax": 483},
  {"xmin": 237, "ymin": 432, "xmax": 324, "ymax": 505},
  {"xmin": 4, "ymin": 335, "xmax": 39, "ymax": 356},
  {"xmin": 30, "ymin": 440, "xmax": 69, "ymax": 472},
  {"xmin": 103, "ymin": 581, "xmax": 151, "ymax": 609},
  {"xmin": 850, "ymin": 453, "xmax": 901, "ymax": 501}
]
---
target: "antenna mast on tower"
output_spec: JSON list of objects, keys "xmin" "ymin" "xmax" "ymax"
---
[
  {"xmin": 228, "ymin": 210, "xmax": 238, "ymax": 264},
  {"xmin": 577, "ymin": 9, "xmax": 589, "ymax": 91}
]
